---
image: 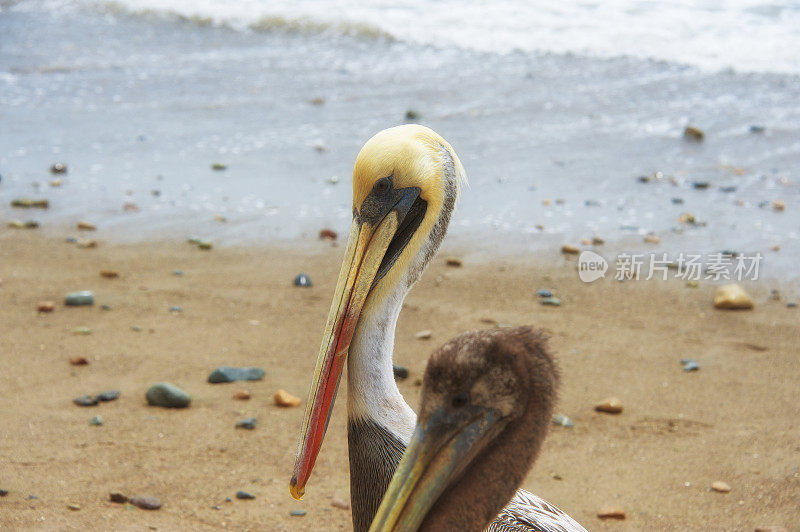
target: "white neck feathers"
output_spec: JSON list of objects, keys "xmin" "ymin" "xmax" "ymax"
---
[{"xmin": 346, "ymin": 283, "xmax": 417, "ymax": 444}]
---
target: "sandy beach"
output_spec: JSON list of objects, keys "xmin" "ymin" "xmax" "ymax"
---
[
  {"xmin": 1, "ymin": 231, "xmax": 798, "ymax": 530},
  {"xmin": 2, "ymin": 1, "xmax": 800, "ymax": 530}
]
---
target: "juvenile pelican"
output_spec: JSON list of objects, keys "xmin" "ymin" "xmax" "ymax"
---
[
  {"xmin": 370, "ymin": 327, "xmax": 586, "ymax": 532},
  {"xmin": 290, "ymin": 125, "xmax": 581, "ymax": 531}
]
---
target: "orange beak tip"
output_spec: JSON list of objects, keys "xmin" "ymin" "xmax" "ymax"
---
[{"xmin": 289, "ymin": 477, "xmax": 305, "ymax": 500}]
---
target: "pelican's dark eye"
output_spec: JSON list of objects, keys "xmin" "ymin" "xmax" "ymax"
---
[
  {"xmin": 451, "ymin": 392, "xmax": 469, "ymax": 409},
  {"xmin": 374, "ymin": 177, "xmax": 391, "ymax": 195}
]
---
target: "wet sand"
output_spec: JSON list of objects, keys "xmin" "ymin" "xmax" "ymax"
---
[{"xmin": 1, "ymin": 232, "xmax": 798, "ymax": 530}]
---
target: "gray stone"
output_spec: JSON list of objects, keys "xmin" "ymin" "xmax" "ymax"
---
[
  {"xmin": 236, "ymin": 491, "xmax": 255, "ymax": 500},
  {"xmin": 65, "ymin": 291, "xmax": 94, "ymax": 306},
  {"xmin": 294, "ymin": 273, "xmax": 312, "ymax": 287},
  {"xmin": 290, "ymin": 509, "xmax": 307, "ymax": 517},
  {"xmin": 207, "ymin": 366, "xmax": 266, "ymax": 383},
  {"xmin": 89, "ymin": 415, "xmax": 103, "ymax": 426},
  {"xmin": 74, "ymin": 395, "xmax": 98, "ymax": 407},
  {"xmin": 392, "ymin": 365, "xmax": 409, "ymax": 380},
  {"xmin": 540, "ymin": 296, "xmax": 561, "ymax": 307},
  {"xmin": 145, "ymin": 382, "xmax": 191, "ymax": 408},
  {"xmin": 537, "ymin": 289, "xmax": 552, "ymax": 298},
  {"xmin": 129, "ymin": 496, "xmax": 161, "ymax": 510},
  {"xmin": 682, "ymin": 359, "xmax": 700, "ymax": 372},
  {"xmin": 235, "ymin": 417, "xmax": 257, "ymax": 430},
  {"xmin": 552, "ymin": 413, "xmax": 573, "ymax": 428},
  {"xmin": 96, "ymin": 390, "xmax": 120, "ymax": 402}
]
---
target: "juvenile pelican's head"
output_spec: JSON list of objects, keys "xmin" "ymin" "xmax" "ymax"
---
[{"xmin": 290, "ymin": 125, "xmax": 466, "ymax": 499}]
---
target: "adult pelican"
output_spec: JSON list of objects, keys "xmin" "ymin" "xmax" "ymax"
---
[
  {"xmin": 370, "ymin": 327, "xmax": 586, "ymax": 532},
  {"xmin": 290, "ymin": 125, "xmax": 582, "ymax": 531}
]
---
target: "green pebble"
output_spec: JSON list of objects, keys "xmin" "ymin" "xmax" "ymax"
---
[{"xmin": 146, "ymin": 382, "xmax": 191, "ymax": 408}]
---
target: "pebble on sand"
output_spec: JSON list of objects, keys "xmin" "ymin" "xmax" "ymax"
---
[
  {"xmin": 392, "ymin": 365, "xmax": 409, "ymax": 380},
  {"xmin": 65, "ymin": 291, "xmax": 94, "ymax": 306},
  {"xmin": 233, "ymin": 390, "xmax": 251, "ymax": 400},
  {"xmin": 8, "ymin": 219, "xmax": 39, "ymax": 229},
  {"xmin": 644, "ymin": 234, "xmax": 661, "ymax": 244},
  {"xmin": 415, "ymin": 329, "xmax": 432, "ymax": 340},
  {"xmin": 211, "ymin": 163, "xmax": 228, "ymax": 171},
  {"xmin": 681, "ymin": 359, "xmax": 700, "ymax": 372},
  {"xmin": 207, "ymin": 366, "xmax": 266, "ymax": 383},
  {"xmin": 236, "ymin": 491, "xmax": 255, "ymax": 500},
  {"xmin": 445, "ymin": 257, "xmax": 463, "ymax": 267},
  {"xmin": 561, "ymin": 244, "xmax": 580, "ymax": 255},
  {"xmin": 11, "ymin": 198, "xmax": 49, "ymax": 209},
  {"xmin": 96, "ymin": 390, "xmax": 120, "ymax": 402},
  {"xmin": 109, "ymin": 492, "xmax": 128, "ymax": 503},
  {"xmin": 551, "ymin": 413, "xmax": 574, "ymax": 428},
  {"xmin": 595, "ymin": 397, "xmax": 623, "ymax": 414},
  {"xmin": 294, "ymin": 273, "xmax": 312, "ymax": 287},
  {"xmin": 50, "ymin": 163, "xmax": 67, "ymax": 174},
  {"xmin": 540, "ymin": 296, "xmax": 561, "ymax": 307},
  {"xmin": 597, "ymin": 506, "xmax": 626, "ymax": 519},
  {"xmin": 274, "ymin": 389, "xmax": 302, "ymax": 407},
  {"xmin": 235, "ymin": 417, "xmax": 257, "ymax": 430},
  {"xmin": 714, "ymin": 284, "xmax": 754, "ymax": 310},
  {"xmin": 537, "ymin": 289, "xmax": 552, "ymax": 298},
  {"xmin": 319, "ymin": 228, "xmax": 338, "ymax": 240},
  {"xmin": 72, "ymin": 327, "xmax": 92, "ymax": 335},
  {"xmin": 129, "ymin": 496, "xmax": 162, "ymax": 510},
  {"xmin": 77, "ymin": 220, "xmax": 96, "ymax": 231},
  {"xmin": 89, "ymin": 415, "xmax": 103, "ymax": 426},
  {"xmin": 100, "ymin": 270, "xmax": 119, "ymax": 278},
  {"xmin": 711, "ymin": 481, "xmax": 731, "ymax": 493},
  {"xmin": 67, "ymin": 503, "xmax": 81, "ymax": 511},
  {"xmin": 70, "ymin": 356, "xmax": 89, "ymax": 366},
  {"xmin": 331, "ymin": 498, "xmax": 350, "ymax": 510},
  {"xmin": 0, "ymin": 489, "xmax": 8, "ymax": 497},
  {"xmin": 290, "ymin": 510, "xmax": 307, "ymax": 517},
  {"xmin": 37, "ymin": 301, "xmax": 55, "ymax": 312},
  {"xmin": 50, "ymin": 178, "xmax": 63, "ymax": 187},
  {"xmin": 683, "ymin": 126, "xmax": 704, "ymax": 141},
  {"xmin": 145, "ymin": 383, "xmax": 191, "ymax": 408},
  {"xmin": 74, "ymin": 395, "xmax": 98, "ymax": 407},
  {"xmin": 76, "ymin": 238, "xmax": 97, "ymax": 248},
  {"xmin": 754, "ymin": 527, "xmax": 788, "ymax": 532},
  {"xmin": 772, "ymin": 199, "xmax": 786, "ymax": 212},
  {"xmin": 198, "ymin": 240, "xmax": 213, "ymax": 250}
]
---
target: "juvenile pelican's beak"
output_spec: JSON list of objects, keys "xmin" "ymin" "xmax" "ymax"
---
[
  {"xmin": 290, "ymin": 188, "xmax": 421, "ymax": 500},
  {"xmin": 368, "ymin": 408, "xmax": 505, "ymax": 532}
]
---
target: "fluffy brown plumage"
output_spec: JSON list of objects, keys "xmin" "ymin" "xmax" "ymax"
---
[{"xmin": 416, "ymin": 326, "xmax": 560, "ymax": 531}]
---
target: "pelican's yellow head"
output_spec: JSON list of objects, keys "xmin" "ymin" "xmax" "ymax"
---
[{"xmin": 290, "ymin": 124, "xmax": 465, "ymax": 500}]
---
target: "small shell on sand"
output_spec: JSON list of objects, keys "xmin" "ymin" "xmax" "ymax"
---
[
  {"xmin": 274, "ymin": 389, "xmax": 302, "ymax": 407},
  {"xmin": 714, "ymin": 284, "xmax": 754, "ymax": 310},
  {"xmin": 711, "ymin": 481, "xmax": 731, "ymax": 493},
  {"xmin": 595, "ymin": 397, "xmax": 623, "ymax": 414}
]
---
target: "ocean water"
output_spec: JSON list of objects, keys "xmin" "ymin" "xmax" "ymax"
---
[{"xmin": 1, "ymin": 1, "xmax": 799, "ymax": 277}]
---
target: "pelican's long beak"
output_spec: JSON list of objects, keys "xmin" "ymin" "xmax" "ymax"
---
[
  {"xmin": 290, "ymin": 188, "xmax": 422, "ymax": 500},
  {"xmin": 368, "ymin": 407, "xmax": 505, "ymax": 532}
]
